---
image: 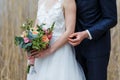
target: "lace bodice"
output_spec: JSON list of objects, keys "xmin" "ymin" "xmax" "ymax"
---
[{"xmin": 37, "ymin": 0, "xmax": 65, "ymax": 37}]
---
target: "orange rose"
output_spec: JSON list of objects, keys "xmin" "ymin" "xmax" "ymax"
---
[
  {"xmin": 42, "ymin": 35, "xmax": 49, "ymax": 43},
  {"xmin": 32, "ymin": 31, "xmax": 39, "ymax": 35}
]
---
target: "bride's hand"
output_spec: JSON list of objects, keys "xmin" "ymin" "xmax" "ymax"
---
[{"xmin": 30, "ymin": 48, "xmax": 52, "ymax": 58}]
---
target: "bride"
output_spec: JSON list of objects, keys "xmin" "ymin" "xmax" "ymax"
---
[{"xmin": 27, "ymin": 0, "xmax": 86, "ymax": 80}]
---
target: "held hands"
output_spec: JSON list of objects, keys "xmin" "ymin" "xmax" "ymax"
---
[{"xmin": 68, "ymin": 31, "xmax": 89, "ymax": 46}]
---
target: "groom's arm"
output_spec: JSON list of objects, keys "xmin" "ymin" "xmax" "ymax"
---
[
  {"xmin": 88, "ymin": 0, "xmax": 117, "ymax": 40},
  {"xmin": 68, "ymin": 0, "xmax": 117, "ymax": 46}
]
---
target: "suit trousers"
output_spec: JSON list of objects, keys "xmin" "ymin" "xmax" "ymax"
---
[{"xmin": 76, "ymin": 53, "xmax": 110, "ymax": 80}]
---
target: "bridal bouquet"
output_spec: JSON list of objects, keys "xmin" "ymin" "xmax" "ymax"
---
[{"xmin": 15, "ymin": 19, "xmax": 55, "ymax": 73}]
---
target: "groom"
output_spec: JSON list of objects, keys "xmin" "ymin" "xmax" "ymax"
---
[{"xmin": 68, "ymin": 0, "xmax": 117, "ymax": 80}]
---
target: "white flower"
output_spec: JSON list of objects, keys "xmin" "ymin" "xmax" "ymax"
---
[
  {"xmin": 22, "ymin": 24, "xmax": 25, "ymax": 27},
  {"xmin": 21, "ymin": 31, "xmax": 27, "ymax": 37},
  {"xmin": 30, "ymin": 28, "xmax": 34, "ymax": 32}
]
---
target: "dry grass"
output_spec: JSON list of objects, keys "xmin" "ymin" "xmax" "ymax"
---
[
  {"xmin": 0, "ymin": 0, "xmax": 120, "ymax": 80},
  {"xmin": 0, "ymin": 0, "xmax": 38, "ymax": 80},
  {"xmin": 107, "ymin": 1, "xmax": 120, "ymax": 80}
]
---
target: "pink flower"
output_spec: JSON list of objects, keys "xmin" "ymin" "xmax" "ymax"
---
[
  {"xmin": 24, "ymin": 37, "xmax": 30, "ymax": 43},
  {"xmin": 47, "ymin": 33, "xmax": 52, "ymax": 40},
  {"xmin": 43, "ymin": 28, "xmax": 48, "ymax": 34},
  {"xmin": 43, "ymin": 28, "xmax": 47, "ymax": 31},
  {"xmin": 45, "ymin": 30, "xmax": 49, "ymax": 34}
]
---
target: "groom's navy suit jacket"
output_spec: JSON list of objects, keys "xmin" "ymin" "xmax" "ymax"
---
[{"xmin": 75, "ymin": 0, "xmax": 117, "ymax": 58}]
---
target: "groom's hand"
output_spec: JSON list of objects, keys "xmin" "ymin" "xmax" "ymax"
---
[{"xmin": 68, "ymin": 31, "xmax": 89, "ymax": 46}]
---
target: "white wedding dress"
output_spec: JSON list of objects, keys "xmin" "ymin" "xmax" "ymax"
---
[{"xmin": 27, "ymin": 0, "xmax": 86, "ymax": 80}]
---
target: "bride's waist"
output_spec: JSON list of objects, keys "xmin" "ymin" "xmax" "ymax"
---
[
  {"xmin": 50, "ymin": 33, "xmax": 62, "ymax": 44},
  {"xmin": 52, "ymin": 33, "xmax": 62, "ymax": 37}
]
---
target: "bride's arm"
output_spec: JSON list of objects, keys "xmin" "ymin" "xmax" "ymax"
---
[
  {"xmin": 31, "ymin": 0, "xmax": 76, "ymax": 58},
  {"xmin": 50, "ymin": 0, "xmax": 76, "ymax": 53}
]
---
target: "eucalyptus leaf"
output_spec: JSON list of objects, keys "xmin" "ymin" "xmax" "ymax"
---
[{"xmin": 23, "ymin": 43, "xmax": 32, "ymax": 49}]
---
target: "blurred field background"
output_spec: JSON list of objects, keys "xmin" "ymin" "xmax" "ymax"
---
[{"xmin": 0, "ymin": 0, "xmax": 120, "ymax": 80}]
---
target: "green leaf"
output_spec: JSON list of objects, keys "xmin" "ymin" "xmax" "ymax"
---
[
  {"xmin": 15, "ymin": 36, "xmax": 24, "ymax": 45},
  {"xmin": 22, "ymin": 43, "xmax": 32, "ymax": 49},
  {"xmin": 47, "ymin": 22, "xmax": 55, "ymax": 34},
  {"xmin": 27, "ymin": 65, "xmax": 31, "ymax": 73},
  {"xmin": 50, "ymin": 22, "xmax": 55, "ymax": 31},
  {"xmin": 21, "ymin": 19, "xmax": 34, "ymax": 31}
]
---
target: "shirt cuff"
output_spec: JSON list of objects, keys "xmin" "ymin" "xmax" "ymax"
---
[{"xmin": 86, "ymin": 30, "xmax": 92, "ymax": 40}]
